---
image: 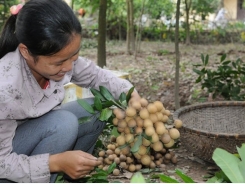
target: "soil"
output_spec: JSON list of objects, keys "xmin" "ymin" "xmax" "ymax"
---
[{"xmin": 82, "ymin": 40, "xmax": 245, "ymax": 182}]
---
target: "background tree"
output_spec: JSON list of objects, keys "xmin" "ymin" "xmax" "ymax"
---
[
  {"xmin": 175, "ymin": 0, "xmax": 181, "ymax": 109},
  {"xmin": 97, "ymin": 0, "xmax": 107, "ymax": 67},
  {"xmin": 0, "ymin": 0, "xmax": 19, "ymax": 29},
  {"xmin": 126, "ymin": 0, "xmax": 135, "ymax": 54}
]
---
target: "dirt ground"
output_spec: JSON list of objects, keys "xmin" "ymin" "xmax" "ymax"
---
[{"xmin": 81, "ymin": 40, "xmax": 245, "ymax": 182}]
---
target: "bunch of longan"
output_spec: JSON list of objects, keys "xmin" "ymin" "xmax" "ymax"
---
[{"xmin": 98, "ymin": 97, "xmax": 183, "ymax": 175}]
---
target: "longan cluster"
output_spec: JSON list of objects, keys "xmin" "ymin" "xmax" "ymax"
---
[{"xmin": 98, "ymin": 97, "xmax": 183, "ymax": 175}]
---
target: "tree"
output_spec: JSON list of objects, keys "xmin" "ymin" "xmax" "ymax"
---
[
  {"xmin": 126, "ymin": 0, "xmax": 135, "ymax": 54},
  {"xmin": 97, "ymin": 0, "xmax": 107, "ymax": 68},
  {"xmin": 184, "ymin": 0, "xmax": 192, "ymax": 45},
  {"xmin": 175, "ymin": 0, "xmax": 181, "ymax": 109}
]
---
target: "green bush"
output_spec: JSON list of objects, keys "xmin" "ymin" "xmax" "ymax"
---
[{"xmin": 193, "ymin": 54, "xmax": 245, "ymax": 101}]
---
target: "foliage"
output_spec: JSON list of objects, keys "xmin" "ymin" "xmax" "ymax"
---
[
  {"xmin": 55, "ymin": 162, "xmax": 117, "ymax": 183},
  {"xmin": 193, "ymin": 54, "xmax": 245, "ymax": 100},
  {"xmin": 0, "ymin": 0, "xmax": 19, "ymax": 29},
  {"xmin": 77, "ymin": 86, "xmax": 134, "ymax": 124},
  {"xmin": 151, "ymin": 169, "xmax": 195, "ymax": 183},
  {"xmin": 207, "ymin": 144, "xmax": 245, "ymax": 183}
]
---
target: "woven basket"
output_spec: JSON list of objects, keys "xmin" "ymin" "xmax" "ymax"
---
[{"xmin": 173, "ymin": 101, "xmax": 245, "ymax": 163}]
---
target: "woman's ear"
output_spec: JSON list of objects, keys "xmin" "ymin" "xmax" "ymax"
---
[{"xmin": 18, "ymin": 43, "xmax": 33, "ymax": 61}]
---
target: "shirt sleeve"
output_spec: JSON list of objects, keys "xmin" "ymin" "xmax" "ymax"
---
[
  {"xmin": 71, "ymin": 57, "xmax": 134, "ymax": 99},
  {"xmin": 0, "ymin": 121, "xmax": 51, "ymax": 183}
]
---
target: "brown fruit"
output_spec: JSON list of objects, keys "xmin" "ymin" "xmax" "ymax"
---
[
  {"xmin": 127, "ymin": 119, "xmax": 137, "ymax": 128},
  {"xmin": 150, "ymin": 161, "xmax": 156, "ymax": 169},
  {"xmin": 165, "ymin": 153, "xmax": 172, "ymax": 160},
  {"xmin": 162, "ymin": 115, "xmax": 169, "ymax": 123},
  {"xmin": 140, "ymin": 98, "xmax": 148, "ymax": 107},
  {"xmin": 171, "ymin": 156, "xmax": 178, "ymax": 164},
  {"xmin": 116, "ymin": 135, "xmax": 126, "ymax": 146},
  {"xmin": 152, "ymin": 141, "xmax": 163, "ymax": 152},
  {"xmin": 135, "ymin": 127, "xmax": 143, "ymax": 135},
  {"xmin": 169, "ymin": 128, "xmax": 180, "ymax": 139},
  {"xmin": 154, "ymin": 122, "xmax": 166, "ymax": 135},
  {"xmin": 135, "ymin": 164, "xmax": 142, "ymax": 171},
  {"xmin": 138, "ymin": 145, "xmax": 147, "ymax": 155},
  {"xmin": 119, "ymin": 154, "xmax": 127, "ymax": 162},
  {"xmin": 151, "ymin": 133, "xmax": 159, "ymax": 143},
  {"xmin": 119, "ymin": 162, "xmax": 127, "ymax": 169},
  {"xmin": 139, "ymin": 108, "xmax": 149, "ymax": 119},
  {"xmin": 114, "ymin": 148, "xmax": 121, "ymax": 155},
  {"xmin": 124, "ymin": 127, "xmax": 131, "ymax": 134},
  {"xmin": 98, "ymin": 150, "xmax": 105, "ymax": 157},
  {"xmin": 110, "ymin": 136, "xmax": 117, "ymax": 143},
  {"xmin": 136, "ymin": 116, "xmax": 144, "ymax": 127},
  {"xmin": 149, "ymin": 113, "xmax": 158, "ymax": 123},
  {"xmin": 128, "ymin": 164, "xmax": 136, "ymax": 172},
  {"xmin": 153, "ymin": 101, "xmax": 164, "ymax": 111},
  {"xmin": 164, "ymin": 110, "xmax": 171, "ymax": 116},
  {"xmin": 131, "ymin": 101, "xmax": 142, "ymax": 110},
  {"xmin": 164, "ymin": 139, "xmax": 175, "ymax": 148},
  {"xmin": 118, "ymin": 120, "xmax": 127, "ymax": 128},
  {"xmin": 156, "ymin": 112, "xmax": 164, "ymax": 121},
  {"xmin": 113, "ymin": 108, "xmax": 126, "ymax": 119},
  {"xmin": 147, "ymin": 103, "xmax": 158, "ymax": 113},
  {"xmin": 145, "ymin": 126, "xmax": 155, "ymax": 136},
  {"xmin": 141, "ymin": 155, "xmax": 151, "ymax": 166},
  {"xmin": 160, "ymin": 133, "xmax": 171, "ymax": 144},
  {"xmin": 125, "ymin": 133, "xmax": 134, "ymax": 143},
  {"xmin": 174, "ymin": 119, "xmax": 183, "ymax": 128},
  {"xmin": 112, "ymin": 118, "xmax": 118, "ymax": 126},
  {"xmin": 114, "ymin": 157, "xmax": 120, "ymax": 164},
  {"xmin": 126, "ymin": 107, "xmax": 137, "ymax": 117},
  {"xmin": 121, "ymin": 146, "xmax": 130, "ymax": 155},
  {"xmin": 142, "ymin": 137, "xmax": 151, "ymax": 147},
  {"xmin": 113, "ymin": 168, "xmax": 120, "ymax": 176},
  {"xmin": 143, "ymin": 118, "xmax": 153, "ymax": 128}
]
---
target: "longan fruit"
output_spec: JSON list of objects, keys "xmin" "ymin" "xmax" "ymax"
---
[
  {"xmin": 149, "ymin": 113, "xmax": 158, "ymax": 123},
  {"xmin": 151, "ymin": 133, "xmax": 159, "ymax": 143},
  {"xmin": 165, "ymin": 153, "xmax": 172, "ymax": 160},
  {"xmin": 162, "ymin": 115, "xmax": 169, "ymax": 123},
  {"xmin": 118, "ymin": 120, "xmax": 127, "ymax": 128},
  {"xmin": 164, "ymin": 109, "xmax": 171, "ymax": 116},
  {"xmin": 147, "ymin": 103, "xmax": 158, "ymax": 114},
  {"xmin": 127, "ymin": 119, "xmax": 137, "ymax": 128},
  {"xmin": 154, "ymin": 122, "xmax": 166, "ymax": 135},
  {"xmin": 152, "ymin": 141, "xmax": 163, "ymax": 152},
  {"xmin": 138, "ymin": 145, "xmax": 147, "ymax": 155},
  {"xmin": 145, "ymin": 126, "xmax": 155, "ymax": 136},
  {"xmin": 114, "ymin": 157, "xmax": 120, "ymax": 164},
  {"xmin": 150, "ymin": 161, "xmax": 156, "ymax": 169},
  {"xmin": 174, "ymin": 119, "xmax": 183, "ymax": 128},
  {"xmin": 136, "ymin": 116, "xmax": 144, "ymax": 127},
  {"xmin": 131, "ymin": 100, "xmax": 142, "ymax": 110},
  {"xmin": 121, "ymin": 146, "xmax": 130, "ymax": 155},
  {"xmin": 114, "ymin": 148, "xmax": 121, "ymax": 155},
  {"xmin": 116, "ymin": 135, "xmax": 126, "ymax": 146},
  {"xmin": 119, "ymin": 161, "xmax": 127, "ymax": 169},
  {"xmin": 142, "ymin": 137, "xmax": 151, "ymax": 147},
  {"xmin": 113, "ymin": 108, "xmax": 126, "ymax": 119},
  {"xmin": 160, "ymin": 133, "xmax": 171, "ymax": 144},
  {"xmin": 112, "ymin": 118, "xmax": 118, "ymax": 126},
  {"xmin": 171, "ymin": 156, "xmax": 178, "ymax": 164},
  {"xmin": 128, "ymin": 164, "xmax": 136, "ymax": 172},
  {"xmin": 141, "ymin": 155, "xmax": 151, "ymax": 166},
  {"xmin": 98, "ymin": 150, "xmax": 105, "ymax": 157},
  {"xmin": 126, "ymin": 107, "xmax": 137, "ymax": 117},
  {"xmin": 164, "ymin": 139, "xmax": 175, "ymax": 148},
  {"xmin": 113, "ymin": 168, "xmax": 120, "ymax": 176},
  {"xmin": 143, "ymin": 118, "xmax": 153, "ymax": 128},
  {"xmin": 153, "ymin": 101, "xmax": 164, "ymax": 111},
  {"xmin": 135, "ymin": 164, "xmax": 142, "ymax": 171},
  {"xmin": 135, "ymin": 127, "xmax": 143, "ymax": 135},
  {"xmin": 124, "ymin": 127, "xmax": 131, "ymax": 134},
  {"xmin": 140, "ymin": 98, "xmax": 148, "ymax": 107},
  {"xmin": 125, "ymin": 133, "xmax": 134, "ymax": 143},
  {"xmin": 139, "ymin": 108, "xmax": 149, "ymax": 119},
  {"xmin": 169, "ymin": 128, "xmax": 180, "ymax": 139}
]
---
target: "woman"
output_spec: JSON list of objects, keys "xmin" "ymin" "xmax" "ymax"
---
[{"xmin": 0, "ymin": 0, "xmax": 138, "ymax": 182}]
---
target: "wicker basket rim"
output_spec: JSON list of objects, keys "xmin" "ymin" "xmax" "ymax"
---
[{"xmin": 173, "ymin": 101, "xmax": 245, "ymax": 138}]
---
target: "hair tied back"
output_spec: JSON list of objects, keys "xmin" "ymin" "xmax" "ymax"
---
[{"xmin": 10, "ymin": 4, "xmax": 23, "ymax": 15}]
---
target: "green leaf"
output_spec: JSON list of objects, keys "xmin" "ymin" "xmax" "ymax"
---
[
  {"xmin": 237, "ymin": 144, "xmax": 245, "ymax": 181},
  {"xmin": 212, "ymin": 148, "xmax": 244, "ymax": 183},
  {"xmin": 107, "ymin": 162, "xmax": 117, "ymax": 174},
  {"xmin": 126, "ymin": 87, "xmax": 135, "ymax": 103},
  {"xmin": 94, "ymin": 96, "xmax": 102, "ymax": 111},
  {"xmin": 90, "ymin": 88, "xmax": 105, "ymax": 101},
  {"xmin": 175, "ymin": 169, "xmax": 195, "ymax": 183},
  {"xmin": 78, "ymin": 116, "xmax": 93, "ymax": 124},
  {"xmin": 220, "ymin": 54, "xmax": 226, "ymax": 62},
  {"xmin": 99, "ymin": 86, "xmax": 114, "ymax": 101},
  {"xmin": 119, "ymin": 92, "xmax": 126, "ymax": 103},
  {"xmin": 130, "ymin": 134, "xmax": 143, "ymax": 153},
  {"xmin": 111, "ymin": 126, "xmax": 120, "ymax": 137},
  {"xmin": 130, "ymin": 172, "xmax": 146, "ymax": 183},
  {"xmin": 158, "ymin": 174, "xmax": 179, "ymax": 183},
  {"xmin": 204, "ymin": 54, "xmax": 209, "ymax": 66},
  {"xmin": 99, "ymin": 108, "xmax": 112, "ymax": 121},
  {"xmin": 193, "ymin": 68, "xmax": 203, "ymax": 75},
  {"xmin": 77, "ymin": 99, "xmax": 95, "ymax": 114}
]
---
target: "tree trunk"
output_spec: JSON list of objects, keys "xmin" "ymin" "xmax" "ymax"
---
[
  {"xmin": 174, "ymin": 0, "xmax": 181, "ymax": 110},
  {"xmin": 126, "ymin": 0, "xmax": 135, "ymax": 54},
  {"xmin": 97, "ymin": 0, "xmax": 107, "ymax": 67},
  {"xmin": 185, "ymin": 0, "xmax": 191, "ymax": 45}
]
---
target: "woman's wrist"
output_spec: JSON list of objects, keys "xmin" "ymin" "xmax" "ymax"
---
[{"xmin": 49, "ymin": 153, "xmax": 62, "ymax": 172}]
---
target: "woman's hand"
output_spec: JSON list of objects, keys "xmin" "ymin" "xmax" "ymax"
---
[{"xmin": 49, "ymin": 150, "xmax": 101, "ymax": 179}]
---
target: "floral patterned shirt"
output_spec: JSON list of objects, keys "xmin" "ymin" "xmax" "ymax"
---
[{"xmin": 0, "ymin": 48, "xmax": 133, "ymax": 182}]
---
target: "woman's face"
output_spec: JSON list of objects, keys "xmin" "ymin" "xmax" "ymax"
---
[{"xmin": 19, "ymin": 34, "xmax": 81, "ymax": 82}]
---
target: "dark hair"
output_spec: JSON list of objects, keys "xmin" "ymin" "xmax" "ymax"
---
[{"xmin": 0, "ymin": 0, "xmax": 82, "ymax": 59}]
